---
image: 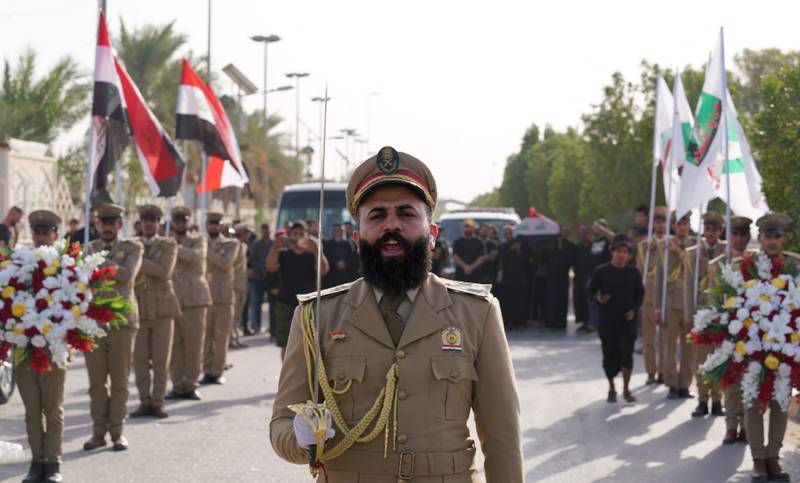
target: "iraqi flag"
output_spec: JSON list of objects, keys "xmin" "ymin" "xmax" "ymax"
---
[
  {"xmin": 175, "ymin": 60, "xmax": 248, "ymax": 192},
  {"xmin": 114, "ymin": 57, "xmax": 185, "ymax": 197},
  {"xmin": 89, "ymin": 11, "xmax": 129, "ymax": 204}
]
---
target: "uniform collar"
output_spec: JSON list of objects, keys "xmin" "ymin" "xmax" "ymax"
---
[{"xmin": 371, "ymin": 286, "xmax": 420, "ymax": 307}]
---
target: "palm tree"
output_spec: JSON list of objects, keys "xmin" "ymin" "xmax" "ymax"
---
[{"xmin": 0, "ymin": 49, "xmax": 90, "ymax": 143}]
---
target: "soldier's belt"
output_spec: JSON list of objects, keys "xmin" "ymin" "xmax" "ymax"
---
[{"xmin": 324, "ymin": 445, "xmax": 476, "ymax": 478}]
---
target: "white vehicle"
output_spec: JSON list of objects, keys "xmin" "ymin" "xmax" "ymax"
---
[
  {"xmin": 275, "ymin": 182, "xmax": 351, "ymax": 239},
  {"xmin": 437, "ymin": 208, "xmax": 521, "ymax": 246}
]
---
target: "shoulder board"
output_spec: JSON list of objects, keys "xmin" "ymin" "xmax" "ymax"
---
[
  {"xmin": 708, "ymin": 253, "xmax": 726, "ymax": 266},
  {"xmin": 441, "ymin": 278, "xmax": 492, "ymax": 298},
  {"xmin": 784, "ymin": 251, "xmax": 800, "ymax": 261},
  {"xmin": 685, "ymin": 245, "xmax": 698, "ymax": 253},
  {"xmin": 297, "ymin": 281, "xmax": 356, "ymax": 303}
]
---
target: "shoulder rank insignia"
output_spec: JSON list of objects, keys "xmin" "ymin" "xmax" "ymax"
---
[
  {"xmin": 441, "ymin": 326, "xmax": 463, "ymax": 352},
  {"xmin": 329, "ymin": 330, "xmax": 346, "ymax": 341}
]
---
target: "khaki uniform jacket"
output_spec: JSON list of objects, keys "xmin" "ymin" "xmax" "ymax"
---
[
  {"xmin": 173, "ymin": 234, "xmax": 212, "ymax": 308},
  {"xmin": 663, "ymin": 236, "xmax": 693, "ymax": 312},
  {"xmin": 270, "ymin": 273, "xmax": 523, "ymax": 483},
  {"xmin": 234, "ymin": 241, "xmax": 248, "ymax": 293},
  {"xmin": 683, "ymin": 240, "xmax": 727, "ymax": 317},
  {"xmin": 89, "ymin": 238, "xmax": 143, "ymax": 330},
  {"xmin": 637, "ymin": 236, "xmax": 665, "ymax": 313},
  {"xmin": 134, "ymin": 236, "xmax": 180, "ymax": 321},
  {"xmin": 207, "ymin": 237, "xmax": 239, "ymax": 305}
]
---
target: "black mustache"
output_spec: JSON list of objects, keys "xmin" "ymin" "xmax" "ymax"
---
[{"xmin": 379, "ymin": 232, "xmax": 410, "ymax": 248}]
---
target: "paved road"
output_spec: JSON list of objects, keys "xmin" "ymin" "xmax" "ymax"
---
[{"xmin": 1, "ymin": 326, "xmax": 799, "ymax": 482}]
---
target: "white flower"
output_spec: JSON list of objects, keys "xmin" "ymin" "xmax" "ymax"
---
[
  {"xmin": 30, "ymin": 335, "xmax": 46, "ymax": 348},
  {"xmin": 728, "ymin": 319, "xmax": 744, "ymax": 335}
]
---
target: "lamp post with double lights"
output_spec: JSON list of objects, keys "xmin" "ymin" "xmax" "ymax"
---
[
  {"xmin": 285, "ymin": 72, "xmax": 310, "ymax": 158},
  {"xmin": 250, "ymin": 34, "xmax": 281, "ymax": 137}
]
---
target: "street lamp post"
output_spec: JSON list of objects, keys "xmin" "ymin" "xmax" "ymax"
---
[
  {"xmin": 286, "ymin": 72, "xmax": 310, "ymax": 159},
  {"xmin": 250, "ymin": 35, "xmax": 281, "ymax": 137}
]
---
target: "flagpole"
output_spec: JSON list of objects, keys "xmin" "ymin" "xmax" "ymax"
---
[
  {"xmin": 720, "ymin": 27, "xmax": 732, "ymax": 262},
  {"xmin": 200, "ymin": 151, "xmax": 208, "ymax": 229},
  {"xmin": 84, "ymin": 127, "xmax": 95, "ymax": 247},
  {"xmin": 165, "ymin": 196, "xmax": 174, "ymax": 235},
  {"xmin": 643, "ymin": 78, "xmax": 662, "ymax": 284},
  {"xmin": 660, "ymin": 69, "xmax": 681, "ymax": 323},
  {"xmin": 693, "ymin": 204, "xmax": 704, "ymax": 307}
]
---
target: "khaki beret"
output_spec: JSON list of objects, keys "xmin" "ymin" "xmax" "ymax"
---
[
  {"xmin": 463, "ymin": 218, "xmax": 477, "ymax": 228},
  {"xmin": 346, "ymin": 146, "xmax": 437, "ymax": 218},
  {"xmin": 756, "ymin": 213, "xmax": 791, "ymax": 235},
  {"xmin": 28, "ymin": 209, "xmax": 61, "ymax": 229},
  {"xmin": 137, "ymin": 204, "xmax": 163, "ymax": 219},
  {"xmin": 206, "ymin": 211, "xmax": 224, "ymax": 223},
  {"xmin": 234, "ymin": 223, "xmax": 249, "ymax": 235},
  {"xmin": 673, "ymin": 211, "xmax": 691, "ymax": 224},
  {"xmin": 96, "ymin": 203, "xmax": 124, "ymax": 220},
  {"xmin": 653, "ymin": 206, "xmax": 668, "ymax": 220},
  {"xmin": 171, "ymin": 206, "xmax": 192, "ymax": 220},
  {"xmin": 289, "ymin": 220, "xmax": 308, "ymax": 231},
  {"xmin": 731, "ymin": 216, "xmax": 753, "ymax": 231},
  {"xmin": 702, "ymin": 211, "xmax": 724, "ymax": 228}
]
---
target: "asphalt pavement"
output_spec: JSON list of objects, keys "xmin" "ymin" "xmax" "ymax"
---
[{"xmin": 1, "ymin": 323, "xmax": 799, "ymax": 482}]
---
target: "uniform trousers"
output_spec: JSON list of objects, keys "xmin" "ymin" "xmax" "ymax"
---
[
  {"xmin": 640, "ymin": 298, "xmax": 663, "ymax": 376},
  {"xmin": 744, "ymin": 400, "xmax": 788, "ymax": 459},
  {"xmin": 204, "ymin": 303, "xmax": 233, "ymax": 376},
  {"xmin": 134, "ymin": 317, "xmax": 174, "ymax": 407},
  {"xmin": 664, "ymin": 308, "xmax": 692, "ymax": 389},
  {"xmin": 170, "ymin": 306, "xmax": 207, "ymax": 393},
  {"xmin": 694, "ymin": 343, "xmax": 721, "ymax": 403},
  {"xmin": 725, "ymin": 383, "xmax": 743, "ymax": 432},
  {"xmin": 231, "ymin": 290, "xmax": 247, "ymax": 344},
  {"xmin": 85, "ymin": 326, "xmax": 135, "ymax": 438},
  {"xmin": 16, "ymin": 359, "xmax": 65, "ymax": 463}
]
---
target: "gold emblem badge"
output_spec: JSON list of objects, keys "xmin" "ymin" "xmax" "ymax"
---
[
  {"xmin": 441, "ymin": 326, "xmax": 463, "ymax": 352},
  {"xmin": 377, "ymin": 146, "xmax": 400, "ymax": 174}
]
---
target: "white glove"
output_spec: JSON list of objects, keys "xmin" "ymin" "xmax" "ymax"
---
[{"xmin": 293, "ymin": 408, "xmax": 336, "ymax": 449}]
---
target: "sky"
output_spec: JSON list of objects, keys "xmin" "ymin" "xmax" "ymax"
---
[{"xmin": 3, "ymin": 0, "xmax": 800, "ymax": 204}]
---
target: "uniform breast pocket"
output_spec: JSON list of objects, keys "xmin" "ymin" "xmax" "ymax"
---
[
  {"xmin": 325, "ymin": 356, "xmax": 366, "ymax": 422},
  {"xmin": 430, "ymin": 355, "xmax": 479, "ymax": 422}
]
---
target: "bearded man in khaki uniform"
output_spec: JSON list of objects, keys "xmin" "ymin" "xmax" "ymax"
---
[
  {"xmin": 84, "ymin": 203, "xmax": 143, "ymax": 452},
  {"xmin": 166, "ymin": 206, "xmax": 212, "ymax": 400},
  {"xmin": 201, "ymin": 211, "xmax": 239, "ymax": 385},
  {"xmin": 271, "ymin": 147, "xmax": 523, "ymax": 483},
  {"xmin": 131, "ymin": 205, "xmax": 180, "ymax": 419}
]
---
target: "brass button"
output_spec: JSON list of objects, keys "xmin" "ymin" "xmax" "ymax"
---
[
  {"xmin": 337, "ymin": 373, "xmax": 346, "ymax": 382},
  {"xmin": 450, "ymin": 370, "xmax": 459, "ymax": 379},
  {"xmin": 397, "ymin": 479, "xmax": 407, "ymax": 483},
  {"xmin": 398, "ymin": 390, "xmax": 408, "ymax": 400},
  {"xmin": 396, "ymin": 433, "xmax": 408, "ymax": 444},
  {"xmin": 395, "ymin": 349, "xmax": 406, "ymax": 359}
]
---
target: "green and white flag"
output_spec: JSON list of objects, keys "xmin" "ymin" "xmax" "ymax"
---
[
  {"xmin": 665, "ymin": 71, "xmax": 694, "ymax": 213},
  {"xmin": 676, "ymin": 30, "xmax": 727, "ymax": 218}
]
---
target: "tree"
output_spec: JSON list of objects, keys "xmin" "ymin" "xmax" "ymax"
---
[
  {"xmin": 0, "ymin": 49, "xmax": 89, "ymax": 143},
  {"xmin": 469, "ymin": 188, "xmax": 500, "ymax": 208},
  {"xmin": 546, "ymin": 128, "xmax": 589, "ymax": 227},
  {"xmin": 753, "ymin": 65, "xmax": 800, "ymax": 249},
  {"xmin": 498, "ymin": 124, "xmax": 539, "ymax": 217}
]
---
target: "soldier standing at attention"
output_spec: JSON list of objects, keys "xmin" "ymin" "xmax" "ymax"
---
[
  {"xmin": 744, "ymin": 213, "xmax": 797, "ymax": 483},
  {"xmin": 83, "ymin": 203, "xmax": 143, "ymax": 451},
  {"xmin": 200, "ymin": 211, "xmax": 239, "ymax": 385},
  {"xmin": 166, "ymin": 206, "xmax": 211, "ymax": 400},
  {"xmin": 684, "ymin": 212, "xmax": 726, "ymax": 418},
  {"xmin": 130, "ymin": 205, "xmax": 180, "ymax": 419},
  {"xmin": 637, "ymin": 206, "xmax": 667, "ymax": 385},
  {"xmin": 19, "ymin": 210, "xmax": 66, "ymax": 483},
  {"xmin": 230, "ymin": 224, "xmax": 249, "ymax": 349},
  {"xmin": 270, "ymin": 147, "xmax": 523, "ymax": 482}
]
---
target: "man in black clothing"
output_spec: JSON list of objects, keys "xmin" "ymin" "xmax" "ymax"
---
[
  {"xmin": 431, "ymin": 235, "xmax": 449, "ymax": 277},
  {"xmin": 322, "ymin": 223, "xmax": 360, "ymax": 288},
  {"xmin": 589, "ymin": 234, "xmax": 644, "ymax": 404},
  {"xmin": 69, "ymin": 211, "xmax": 100, "ymax": 246},
  {"xmin": 499, "ymin": 225, "xmax": 532, "ymax": 330},
  {"xmin": 574, "ymin": 225, "xmax": 593, "ymax": 330},
  {"xmin": 544, "ymin": 225, "xmax": 575, "ymax": 330},
  {"xmin": 247, "ymin": 223, "xmax": 273, "ymax": 335},
  {"xmin": 482, "ymin": 225, "xmax": 501, "ymax": 287},
  {"xmin": 0, "ymin": 206, "xmax": 23, "ymax": 248},
  {"xmin": 452, "ymin": 219, "xmax": 486, "ymax": 283},
  {"xmin": 586, "ymin": 218, "xmax": 614, "ymax": 329}
]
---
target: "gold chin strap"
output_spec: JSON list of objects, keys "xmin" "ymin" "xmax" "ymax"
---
[{"xmin": 289, "ymin": 301, "xmax": 400, "ymax": 476}]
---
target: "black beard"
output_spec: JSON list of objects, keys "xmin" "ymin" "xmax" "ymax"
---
[
  {"xmin": 208, "ymin": 231, "xmax": 220, "ymax": 238},
  {"xmin": 175, "ymin": 229, "xmax": 187, "ymax": 236},
  {"xmin": 359, "ymin": 233, "xmax": 431, "ymax": 295}
]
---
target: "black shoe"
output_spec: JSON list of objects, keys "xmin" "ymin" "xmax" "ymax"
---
[
  {"xmin": 83, "ymin": 435, "xmax": 107, "ymax": 451},
  {"xmin": 645, "ymin": 374, "xmax": 656, "ymax": 385},
  {"xmin": 710, "ymin": 401, "xmax": 725, "ymax": 416},
  {"xmin": 691, "ymin": 402, "xmax": 709, "ymax": 417},
  {"xmin": 182, "ymin": 390, "xmax": 202, "ymax": 400},
  {"xmin": 42, "ymin": 462, "xmax": 63, "ymax": 483},
  {"xmin": 666, "ymin": 387, "xmax": 680, "ymax": 399},
  {"xmin": 678, "ymin": 388, "xmax": 694, "ymax": 399},
  {"xmin": 212, "ymin": 375, "xmax": 226, "ymax": 385},
  {"xmin": 165, "ymin": 390, "xmax": 181, "ymax": 400},
  {"xmin": 112, "ymin": 435, "xmax": 129, "ymax": 451},
  {"xmin": 151, "ymin": 406, "xmax": 169, "ymax": 419},
  {"xmin": 655, "ymin": 374, "xmax": 664, "ymax": 385},
  {"xmin": 243, "ymin": 328, "xmax": 255, "ymax": 336},
  {"xmin": 607, "ymin": 390, "xmax": 617, "ymax": 403},
  {"xmin": 130, "ymin": 405, "xmax": 152, "ymax": 417},
  {"xmin": 22, "ymin": 463, "xmax": 44, "ymax": 483},
  {"xmin": 199, "ymin": 373, "xmax": 215, "ymax": 385},
  {"xmin": 722, "ymin": 429, "xmax": 738, "ymax": 445}
]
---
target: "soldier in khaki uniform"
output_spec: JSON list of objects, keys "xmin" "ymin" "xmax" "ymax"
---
[
  {"xmin": 662, "ymin": 212, "xmax": 695, "ymax": 399},
  {"xmin": 201, "ymin": 211, "xmax": 239, "ymax": 385},
  {"xmin": 166, "ymin": 206, "xmax": 212, "ymax": 400},
  {"xmin": 637, "ymin": 207, "xmax": 667, "ymax": 385},
  {"xmin": 745, "ymin": 213, "xmax": 797, "ymax": 483},
  {"xmin": 684, "ymin": 212, "xmax": 727, "ymax": 417},
  {"xmin": 271, "ymin": 147, "xmax": 523, "ymax": 482},
  {"xmin": 228, "ymin": 224, "xmax": 249, "ymax": 349},
  {"xmin": 706, "ymin": 216, "xmax": 753, "ymax": 445},
  {"xmin": 18, "ymin": 210, "xmax": 66, "ymax": 483},
  {"xmin": 83, "ymin": 203, "xmax": 143, "ymax": 452},
  {"xmin": 131, "ymin": 205, "xmax": 180, "ymax": 419}
]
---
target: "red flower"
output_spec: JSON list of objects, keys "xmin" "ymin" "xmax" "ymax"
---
[
  {"xmin": 36, "ymin": 260, "xmax": 47, "ymax": 270},
  {"xmin": 66, "ymin": 242, "xmax": 81, "ymax": 258},
  {"xmin": 0, "ymin": 341, "xmax": 11, "ymax": 361},
  {"xmin": 91, "ymin": 266, "xmax": 117, "ymax": 283},
  {"xmin": 66, "ymin": 329, "xmax": 94, "ymax": 352},
  {"xmin": 24, "ymin": 327, "xmax": 39, "ymax": 338},
  {"xmin": 86, "ymin": 305, "xmax": 115, "ymax": 324},
  {"xmin": 35, "ymin": 298, "xmax": 48, "ymax": 311},
  {"xmin": 721, "ymin": 361, "xmax": 746, "ymax": 389},
  {"xmin": 30, "ymin": 347, "xmax": 51, "ymax": 372},
  {"xmin": 757, "ymin": 370, "xmax": 775, "ymax": 412}
]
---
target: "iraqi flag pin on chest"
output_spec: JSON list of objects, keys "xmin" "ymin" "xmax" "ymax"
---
[
  {"xmin": 441, "ymin": 326, "xmax": 463, "ymax": 352},
  {"xmin": 329, "ymin": 330, "xmax": 347, "ymax": 341}
]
